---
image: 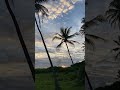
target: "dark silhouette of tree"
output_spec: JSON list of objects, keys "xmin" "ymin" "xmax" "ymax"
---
[
  {"xmin": 53, "ymin": 27, "xmax": 79, "ymax": 64},
  {"xmin": 106, "ymin": 0, "xmax": 120, "ymax": 61},
  {"xmin": 35, "ymin": 18, "xmax": 61, "ymax": 90},
  {"xmin": 80, "ymin": 16, "xmax": 106, "ymax": 49},
  {"xmin": 106, "ymin": 0, "xmax": 120, "ymax": 29},
  {"xmin": 5, "ymin": 0, "xmax": 34, "ymax": 81},
  {"xmin": 35, "ymin": 0, "xmax": 48, "ymax": 27},
  {"xmin": 80, "ymin": 16, "xmax": 106, "ymax": 90},
  {"xmin": 112, "ymin": 36, "xmax": 120, "ymax": 60},
  {"xmin": 35, "ymin": 0, "xmax": 61, "ymax": 90},
  {"xmin": 117, "ymin": 70, "xmax": 120, "ymax": 81}
]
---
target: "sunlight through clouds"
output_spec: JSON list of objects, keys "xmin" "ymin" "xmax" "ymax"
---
[{"xmin": 42, "ymin": 0, "xmax": 81, "ymax": 20}]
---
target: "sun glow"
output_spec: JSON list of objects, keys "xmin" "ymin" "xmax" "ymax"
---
[{"xmin": 61, "ymin": 65, "xmax": 67, "ymax": 68}]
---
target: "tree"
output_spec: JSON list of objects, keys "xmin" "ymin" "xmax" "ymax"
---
[
  {"xmin": 80, "ymin": 16, "xmax": 106, "ymax": 49},
  {"xmin": 35, "ymin": 0, "xmax": 61, "ymax": 90},
  {"xmin": 35, "ymin": 18, "xmax": 61, "ymax": 90},
  {"xmin": 112, "ymin": 36, "xmax": 120, "ymax": 60},
  {"xmin": 53, "ymin": 27, "xmax": 79, "ymax": 64},
  {"xmin": 106, "ymin": 0, "xmax": 120, "ymax": 29},
  {"xmin": 5, "ymin": 0, "xmax": 34, "ymax": 81},
  {"xmin": 80, "ymin": 16, "xmax": 106, "ymax": 90},
  {"xmin": 35, "ymin": 0, "xmax": 49, "ymax": 27},
  {"xmin": 106, "ymin": 0, "xmax": 120, "ymax": 60}
]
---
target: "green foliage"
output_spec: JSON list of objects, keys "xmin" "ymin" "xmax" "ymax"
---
[{"xmin": 35, "ymin": 61, "xmax": 85, "ymax": 90}]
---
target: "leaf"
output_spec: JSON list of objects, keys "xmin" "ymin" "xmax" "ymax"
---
[
  {"xmin": 112, "ymin": 47, "xmax": 120, "ymax": 51},
  {"xmin": 114, "ymin": 51, "xmax": 120, "ymax": 60},
  {"xmin": 67, "ymin": 41, "xmax": 75, "ymax": 47},
  {"xmin": 86, "ymin": 34, "xmax": 106, "ymax": 41},
  {"xmin": 85, "ymin": 37, "xmax": 95, "ymax": 50},
  {"xmin": 56, "ymin": 41, "xmax": 64, "ymax": 48},
  {"xmin": 52, "ymin": 36, "xmax": 62, "ymax": 41},
  {"xmin": 70, "ymin": 40, "xmax": 80, "ymax": 44},
  {"xmin": 113, "ymin": 40, "xmax": 120, "ymax": 45}
]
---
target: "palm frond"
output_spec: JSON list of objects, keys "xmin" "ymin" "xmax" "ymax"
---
[
  {"xmin": 60, "ymin": 27, "xmax": 66, "ymax": 36},
  {"xmin": 113, "ymin": 40, "xmax": 120, "ymax": 45},
  {"xmin": 85, "ymin": 37, "xmax": 95, "ymax": 50},
  {"xmin": 52, "ymin": 36, "xmax": 62, "ymax": 41},
  {"xmin": 106, "ymin": 9, "xmax": 119, "ymax": 28},
  {"xmin": 69, "ymin": 40, "xmax": 80, "ymax": 44},
  {"xmin": 114, "ymin": 51, "xmax": 120, "ymax": 60},
  {"xmin": 54, "ymin": 33, "xmax": 63, "ymax": 38},
  {"xmin": 109, "ymin": 0, "xmax": 120, "ymax": 8},
  {"xmin": 67, "ymin": 27, "xmax": 72, "ymax": 35},
  {"xmin": 56, "ymin": 41, "xmax": 64, "ymax": 48},
  {"xmin": 35, "ymin": 3, "xmax": 48, "ymax": 17},
  {"xmin": 68, "ymin": 33, "xmax": 78, "ymax": 39},
  {"xmin": 86, "ymin": 34, "xmax": 106, "ymax": 41},
  {"xmin": 80, "ymin": 29, "xmax": 85, "ymax": 35},
  {"xmin": 81, "ymin": 15, "xmax": 106, "ymax": 30},
  {"xmin": 106, "ymin": 0, "xmax": 120, "ymax": 29},
  {"xmin": 119, "ymin": 36, "xmax": 120, "ymax": 42},
  {"xmin": 67, "ymin": 41, "xmax": 75, "ymax": 47},
  {"xmin": 113, "ymin": 47, "xmax": 120, "ymax": 51}
]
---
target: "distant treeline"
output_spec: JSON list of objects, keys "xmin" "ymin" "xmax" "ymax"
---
[{"xmin": 35, "ymin": 61, "xmax": 85, "ymax": 74}]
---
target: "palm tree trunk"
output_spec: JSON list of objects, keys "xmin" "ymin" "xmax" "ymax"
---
[
  {"xmin": 37, "ymin": 13, "xmax": 41, "ymax": 28},
  {"xmin": 85, "ymin": 71, "xmax": 93, "ymax": 90},
  {"xmin": 5, "ymin": 0, "xmax": 34, "ymax": 81},
  {"xmin": 35, "ymin": 18, "xmax": 61, "ymax": 90},
  {"xmin": 65, "ymin": 42, "xmax": 74, "ymax": 64},
  {"xmin": 65, "ymin": 42, "xmax": 93, "ymax": 90}
]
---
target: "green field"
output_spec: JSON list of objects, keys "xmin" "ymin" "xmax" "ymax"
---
[{"xmin": 35, "ymin": 61, "xmax": 85, "ymax": 90}]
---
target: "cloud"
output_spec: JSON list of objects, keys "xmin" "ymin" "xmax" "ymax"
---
[{"xmin": 41, "ymin": 0, "xmax": 80, "ymax": 20}]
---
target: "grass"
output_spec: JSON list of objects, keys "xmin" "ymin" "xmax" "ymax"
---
[{"xmin": 35, "ymin": 61, "xmax": 85, "ymax": 90}]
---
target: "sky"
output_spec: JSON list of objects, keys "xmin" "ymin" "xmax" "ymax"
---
[{"xmin": 35, "ymin": 0, "xmax": 85, "ymax": 68}]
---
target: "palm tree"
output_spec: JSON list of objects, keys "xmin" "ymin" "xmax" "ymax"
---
[
  {"xmin": 35, "ymin": 18, "xmax": 61, "ymax": 90},
  {"xmin": 112, "ymin": 36, "xmax": 120, "ymax": 60},
  {"xmin": 80, "ymin": 16, "xmax": 106, "ymax": 49},
  {"xmin": 53, "ymin": 27, "xmax": 79, "ymax": 65},
  {"xmin": 80, "ymin": 16, "xmax": 106, "ymax": 90},
  {"xmin": 4, "ymin": 0, "xmax": 34, "ymax": 81},
  {"xmin": 106, "ymin": 0, "xmax": 120, "ymax": 29},
  {"xmin": 35, "ymin": 1, "xmax": 61, "ymax": 90},
  {"xmin": 35, "ymin": 0, "xmax": 49, "ymax": 27}
]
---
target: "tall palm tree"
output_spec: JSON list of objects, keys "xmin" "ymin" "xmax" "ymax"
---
[
  {"xmin": 35, "ymin": 18, "xmax": 61, "ymax": 90},
  {"xmin": 112, "ymin": 36, "xmax": 120, "ymax": 60},
  {"xmin": 53, "ymin": 27, "xmax": 79, "ymax": 64},
  {"xmin": 35, "ymin": 1, "xmax": 61, "ymax": 90},
  {"xmin": 106, "ymin": 0, "xmax": 120, "ymax": 29},
  {"xmin": 5, "ymin": 0, "xmax": 34, "ymax": 81},
  {"xmin": 80, "ymin": 16, "xmax": 106, "ymax": 90}
]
